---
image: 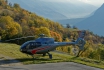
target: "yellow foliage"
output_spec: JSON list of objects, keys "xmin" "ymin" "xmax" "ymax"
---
[
  {"xmin": 34, "ymin": 27, "xmax": 51, "ymax": 38},
  {"xmin": 0, "ymin": 16, "xmax": 22, "ymax": 38}
]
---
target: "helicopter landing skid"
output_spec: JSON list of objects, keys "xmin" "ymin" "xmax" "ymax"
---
[
  {"xmin": 43, "ymin": 53, "xmax": 46, "ymax": 56},
  {"xmin": 31, "ymin": 55, "xmax": 35, "ymax": 59},
  {"xmin": 47, "ymin": 52, "xmax": 52, "ymax": 59}
]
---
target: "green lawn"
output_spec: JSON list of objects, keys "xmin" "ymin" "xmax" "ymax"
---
[{"xmin": 0, "ymin": 43, "xmax": 104, "ymax": 69}]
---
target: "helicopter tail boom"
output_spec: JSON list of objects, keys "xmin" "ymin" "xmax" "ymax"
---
[{"xmin": 55, "ymin": 30, "xmax": 86, "ymax": 50}]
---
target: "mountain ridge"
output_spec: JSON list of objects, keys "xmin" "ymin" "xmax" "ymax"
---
[
  {"xmin": 76, "ymin": 3, "xmax": 104, "ymax": 36},
  {"xmin": 8, "ymin": 0, "xmax": 97, "ymax": 20}
]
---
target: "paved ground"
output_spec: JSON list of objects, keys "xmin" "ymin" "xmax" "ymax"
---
[
  {"xmin": 0, "ymin": 62, "xmax": 103, "ymax": 70},
  {"xmin": 0, "ymin": 54, "xmax": 22, "ymax": 66},
  {"xmin": 0, "ymin": 54, "xmax": 103, "ymax": 70}
]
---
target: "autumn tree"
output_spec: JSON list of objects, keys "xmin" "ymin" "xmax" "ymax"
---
[
  {"xmin": 31, "ymin": 27, "xmax": 51, "ymax": 38},
  {"xmin": 50, "ymin": 31, "xmax": 62, "ymax": 42},
  {"xmin": 0, "ymin": 16, "xmax": 22, "ymax": 40}
]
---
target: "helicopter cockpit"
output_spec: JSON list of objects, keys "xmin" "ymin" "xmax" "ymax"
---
[
  {"xmin": 21, "ymin": 41, "xmax": 41, "ymax": 49},
  {"xmin": 26, "ymin": 42, "xmax": 41, "ymax": 49},
  {"xmin": 20, "ymin": 41, "xmax": 41, "ymax": 54},
  {"xmin": 20, "ymin": 35, "xmax": 54, "ymax": 54}
]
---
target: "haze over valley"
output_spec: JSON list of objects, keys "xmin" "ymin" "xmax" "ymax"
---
[
  {"xmin": 8, "ymin": 0, "xmax": 104, "ymax": 36},
  {"xmin": 8, "ymin": 0, "xmax": 97, "ymax": 20}
]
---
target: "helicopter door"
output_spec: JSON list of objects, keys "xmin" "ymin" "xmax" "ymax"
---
[
  {"xmin": 25, "ymin": 42, "xmax": 35, "ymax": 50},
  {"xmin": 35, "ymin": 42, "xmax": 41, "ymax": 47},
  {"xmin": 29, "ymin": 43, "xmax": 35, "ymax": 49}
]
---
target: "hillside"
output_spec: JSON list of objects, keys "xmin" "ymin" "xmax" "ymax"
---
[
  {"xmin": 76, "ymin": 4, "xmax": 104, "ymax": 36},
  {"xmin": 0, "ymin": 0, "xmax": 67, "ymax": 42},
  {"xmin": 56, "ymin": 18, "xmax": 85, "ymax": 26},
  {"xmin": 0, "ymin": 0, "xmax": 104, "ymax": 44},
  {"xmin": 0, "ymin": 0, "xmax": 84, "ymax": 45},
  {"xmin": 8, "ymin": 0, "xmax": 97, "ymax": 20},
  {"xmin": 0, "ymin": 0, "xmax": 104, "ymax": 43}
]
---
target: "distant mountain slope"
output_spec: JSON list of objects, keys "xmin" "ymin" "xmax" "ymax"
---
[
  {"xmin": 8, "ymin": 0, "xmax": 97, "ymax": 20},
  {"xmin": 76, "ymin": 4, "xmax": 104, "ymax": 36},
  {"xmin": 56, "ymin": 18, "xmax": 85, "ymax": 27}
]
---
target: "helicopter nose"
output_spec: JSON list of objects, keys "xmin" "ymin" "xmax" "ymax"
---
[
  {"xmin": 20, "ymin": 48, "xmax": 23, "ymax": 52},
  {"xmin": 20, "ymin": 48, "xmax": 24, "ymax": 53},
  {"xmin": 20, "ymin": 46, "xmax": 26, "ymax": 53},
  {"xmin": 20, "ymin": 48, "xmax": 26, "ymax": 52},
  {"xmin": 20, "ymin": 47, "xmax": 26, "ymax": 53},
  {"xmin": 20, "ymin": 48, "xmax": 32, "ymax": 55},
  {"xmin": 20, "ymin": 44, "xmax": 27, "ymax": 53}
]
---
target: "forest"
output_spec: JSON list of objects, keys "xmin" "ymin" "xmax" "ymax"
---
[{"xmin": 0, "ymin": 0, "xmax": 104, "ymax": 61}]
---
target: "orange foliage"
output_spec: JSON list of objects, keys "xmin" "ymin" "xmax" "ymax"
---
[{"xmin": 50, "ymin": 31, "xmax": 62, "ymax": 42}]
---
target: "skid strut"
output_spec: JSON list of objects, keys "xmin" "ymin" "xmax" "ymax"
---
[{"xmin": 47, "ymin": 52, "xmax": 52, "ymax": 59}]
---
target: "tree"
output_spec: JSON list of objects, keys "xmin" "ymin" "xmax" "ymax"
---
[
  {"xmin": 34, "ymin": 27, "xmax": 51, "ymax": 38},
  {"xmin": 13, "ymin": 3, "xmax": 20, "ymax": 8},
  {"xmin": 50, "ymin": 31, "xmax": 62, "ymax": 42},
  {"xmin": 5, "ymin": 0, "xmax": 8, "ymax": 4},
  {"xmin": 13, "ymin": 3, "xmax": 21, "ymax": 12},
  {"xmin": 0, "ymin": 16, "xmax": 22, "ymax": 40},
  {"xmin": 73, "ymin": 26, "xmax": 78, "ymax": 29},
  {"xmin": 66, "ymin": 24, "xmax": 71, "ymax": 28},
  {"xmin": 9, "ymin": 2, "xmax": 12, "ymax": 7}
]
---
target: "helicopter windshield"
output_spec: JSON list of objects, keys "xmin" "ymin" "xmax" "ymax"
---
[{"xmin": 26, "ymin": 42, "xmax": 41, "ymax": 49}]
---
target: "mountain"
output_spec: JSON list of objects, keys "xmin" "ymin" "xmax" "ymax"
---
[
  {"xmin": 56, "ymin": 18, "xmax": 85, "ymax": 27},
  {"xmin": 8, "ymin": 0, "xmax": 97, "ymax": 20},
  {"xmin": 76, "ymin": 3, "xmax": 104, "ymax": 36}
]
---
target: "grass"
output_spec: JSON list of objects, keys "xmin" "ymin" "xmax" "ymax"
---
[{"xmin": 0, "ymin": 43, "xmax": 104, "ymax": 69}]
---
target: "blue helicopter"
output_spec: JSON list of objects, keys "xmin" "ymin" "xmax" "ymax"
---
[{"xmin": 19, "ymin": 30, "xmax": 86, "ymax": 59}]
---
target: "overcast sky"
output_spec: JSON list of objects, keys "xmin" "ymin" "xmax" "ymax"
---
[
  {"xmin": 44, "ymin": 0, "xmax": 104, "ymax": 7},
  {"xmin": 78, "ymin": 0, "xmax": 104, "ymax": 6}
]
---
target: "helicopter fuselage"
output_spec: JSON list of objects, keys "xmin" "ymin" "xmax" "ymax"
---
[{"xmin": 20, "ymin": 37, "xmax": 76, "ymax": 55}]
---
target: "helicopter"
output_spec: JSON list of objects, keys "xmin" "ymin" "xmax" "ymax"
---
[
  {"xmin": 0, "ymin": 30, "xmax": 86, "ymax": 59},
  {"xmin": 19, "ymin": 30, "xmax": 86, "ymax": 59}
]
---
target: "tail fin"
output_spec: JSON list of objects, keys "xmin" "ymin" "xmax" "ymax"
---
[{"xmin": 75, "ymin": 30, "xmax": 86, "ymax": 50}]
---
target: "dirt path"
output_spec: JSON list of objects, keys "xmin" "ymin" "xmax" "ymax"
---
[{"xmin": 0, "ymin": 54, "xmax": 23, "ymax": 66}]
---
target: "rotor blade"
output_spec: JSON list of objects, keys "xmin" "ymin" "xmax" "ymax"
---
[{"xmin": 1, "ymin": 36, "xmax": 35, "ymax": 42}]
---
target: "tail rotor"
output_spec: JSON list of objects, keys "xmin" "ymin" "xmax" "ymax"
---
[
  {"xmin": 75, "ymin": 30, "xmax": 86, "ymax": 50},
  {"xmin": 75, "ymin": 30, "xmax": 86, "ymax": 57}
]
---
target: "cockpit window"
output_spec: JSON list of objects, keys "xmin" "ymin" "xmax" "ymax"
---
[{"xmin": 26, "ymin": 42, "xmax": 41, "ymax": 49}]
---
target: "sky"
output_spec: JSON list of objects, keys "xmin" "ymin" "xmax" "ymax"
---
[
  {"xmin": 44, "ymin": 0, "xmax": 104, "ymax": 7},
  {"xmin": 78, "ymin": 0, "xmax": 104, "ymax": 6}
]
